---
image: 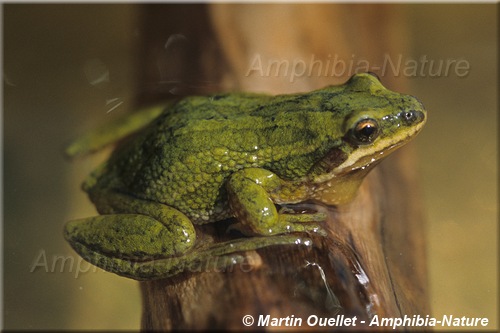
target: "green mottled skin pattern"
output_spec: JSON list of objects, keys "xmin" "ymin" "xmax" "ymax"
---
[{"xmin": 65, "ymin": 73, "xmax": 426, "ymax": 280}]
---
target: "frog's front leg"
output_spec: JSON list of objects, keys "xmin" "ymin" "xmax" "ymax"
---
[{"xmin": 227, "ymin": 168, "xmax": 327, "ymax": 236}]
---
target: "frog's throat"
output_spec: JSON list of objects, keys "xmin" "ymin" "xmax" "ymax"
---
[{"xmin": 313, "ymin": 121, "xmax": 425, "ymax": 184}]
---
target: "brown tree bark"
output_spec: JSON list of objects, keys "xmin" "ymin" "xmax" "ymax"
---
[{"xmin": 137, "ymin": 4, "xmax": 429, "ymax": 330}]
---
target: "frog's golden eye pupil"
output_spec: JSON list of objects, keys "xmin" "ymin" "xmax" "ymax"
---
[{"xmin": 352, "ymin": 119, "xmax": 379, "ymax": 144}]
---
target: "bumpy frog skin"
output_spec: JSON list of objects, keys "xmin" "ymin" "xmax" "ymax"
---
[{"xmin": 64, "ymin": 73, "xmax": 426, "ymax": 280}]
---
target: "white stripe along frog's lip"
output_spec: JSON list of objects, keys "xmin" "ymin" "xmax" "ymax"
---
[{"xmin": 312, "ymin": 119, "xmax": 426, "ymax": 183}]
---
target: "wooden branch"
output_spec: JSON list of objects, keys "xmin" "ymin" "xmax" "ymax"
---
[{"xmin": 137, "ymin": 4, "xmax": 429, "ymax": 330}]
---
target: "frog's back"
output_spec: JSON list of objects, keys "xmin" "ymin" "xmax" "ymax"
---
[
  {"xmin": 86, "ymin": 74, "xmax": 424, "ymax": 224},
  {"xmin": 169, "ymin": 91, "xmax": 347, "ymax": 154},
  {"xmin": 99, "ymin": 90, "xmax": 343, "ymax": 223}
]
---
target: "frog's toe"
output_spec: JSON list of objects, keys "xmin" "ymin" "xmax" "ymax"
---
[
  {"xmin": 279, "ymin": 211, "xmax": 327, "ymax": 223},
  {"xmin": 273, "ymin": 220, "xmax": 327, "ymax": 236}
]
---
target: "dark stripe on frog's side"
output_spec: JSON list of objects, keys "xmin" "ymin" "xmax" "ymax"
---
[{"xmin": 308, "ymin": 147, "xmax": 349, "ymax": 176}]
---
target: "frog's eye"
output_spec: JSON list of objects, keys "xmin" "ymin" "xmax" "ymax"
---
[{"xmin": 351, "ymin": 118, "xmax": 379, "ymax": 144}]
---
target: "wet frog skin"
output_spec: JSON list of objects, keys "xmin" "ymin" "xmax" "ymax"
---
[{"xmin": 64, "ymin": 73, "xmax": 426, "ymax": 280}]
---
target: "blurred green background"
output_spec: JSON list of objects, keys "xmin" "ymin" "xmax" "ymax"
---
[{"xmin": 3, "ymin": 4, "xmax": 497, "ymax": 330}]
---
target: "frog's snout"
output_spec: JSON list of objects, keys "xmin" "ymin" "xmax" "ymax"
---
[
  {"xmin": 411, "ymin": 95, "xmax": 426, "ymax": 111},
  {"xmin": 399, "ymin": 109, "xmax": 426, "ymax": 127},
  {"xmin": 401, "ymin": 94, "xmax": 427, "ymax": 127}
]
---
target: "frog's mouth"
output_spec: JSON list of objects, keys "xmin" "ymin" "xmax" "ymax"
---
[
  {"xmin": 341, "ymin": 121, "xmax": 425, "ymax": 173},
  {"xmin": 314, "ymin": 119, "xmax": 425, "ymax": 183}
]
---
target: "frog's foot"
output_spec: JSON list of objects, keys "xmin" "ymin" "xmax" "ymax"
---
[
  {"xmin": 66, "ymin": 238, "xmax": 247, "ymax": 280},
  {"xmin": 227, "ymin": 210, "xmax": 326, "ymax": 236},
  {"xmin": 278, "ymin": 211, "xmax": 327, "ymax": 235},
  {"xmin": 160, "ymin": 234, "xmax": 314, "ymax": 279}
]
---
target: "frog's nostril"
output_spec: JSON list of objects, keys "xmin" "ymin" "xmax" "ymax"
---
[{"xmin": 400, "ymin": 110, "xmax": 425, "ymax": 125}]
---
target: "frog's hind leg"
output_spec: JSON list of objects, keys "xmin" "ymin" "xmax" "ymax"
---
[
  {"xmin": 65, "ymin": 190, "xmax": 319, "ymax": 280},
  {"xmin": 65, "ymin": 190, "xmax": 197, "ymax": 279},
  {"xmin": 64, "ymin": 212, "xmax": 196, "ymax": 279},
  {"xmin": 64, "ymin": 235, "xmax": 240, "ymax": 280},
  {"xmin": 65, "ymin": 213, "xmax": 312, "ymax": 280}
]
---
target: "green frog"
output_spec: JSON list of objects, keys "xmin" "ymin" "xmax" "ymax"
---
[{"xmin": 64, "ymin": 73, "xmax": 426, "ymax": 280}]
